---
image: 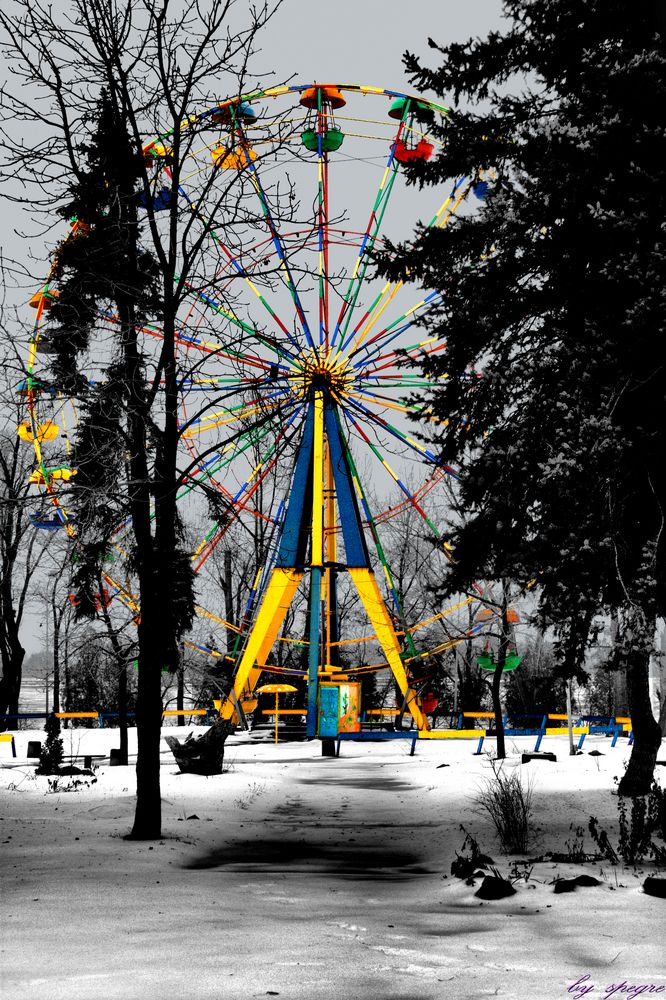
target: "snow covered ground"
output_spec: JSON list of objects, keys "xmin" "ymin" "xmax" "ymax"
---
[{"xmin": 1, "ymin": 728, "xmax": 664, "ymax": 1000}]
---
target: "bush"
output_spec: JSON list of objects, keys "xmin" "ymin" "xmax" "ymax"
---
[
  {"xmin": 589, "ymin": 783, "xmax": 666, "ymax": 866},
  {"xmin": 475, "ymin": 758, "xmax": 534, "ymax": 853},
  {"xmin": 36, "ymin": 713, "xmax": 64, "ymax": 775}
]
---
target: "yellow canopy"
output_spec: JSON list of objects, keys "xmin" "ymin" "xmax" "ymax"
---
[
  {"xmin": 17, "ymin": 420, "xmax": 59, "ymax": 443},
  {"xmin": 256, "ymin": 684, "xmax": 297, "ymax": 695}
]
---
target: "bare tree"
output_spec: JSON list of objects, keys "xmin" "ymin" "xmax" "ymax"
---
[
  {"xmin": 0, "ymin": 0, "xmax": 286, "ymax": 837},
  {"xmin": 0, "ymin": 383, "xmax": 48, "ymax": 727}
]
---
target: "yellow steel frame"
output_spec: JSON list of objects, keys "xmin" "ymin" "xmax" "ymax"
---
[
  {"xmin": 348, "ymin": 568, "xmax": 427, "ymax": 731},
  {"xmin": 219, "ymin": 567, "xmax": 302, "ymax": 721},
  {"xmin": 219, "ymin": 389, "xmax": 430, "ymax": 732}
]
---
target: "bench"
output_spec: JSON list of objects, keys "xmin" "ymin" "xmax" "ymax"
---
[
  {"xmin": 0, "ymin": 710, "xmax": 217, "ymax": 730},
  {"xmin": 453, "ymin": 711, "xmax": 633, "ymax": 753},
  {"xmin": 60, "ymin": 754, "xmax": 106, "ymax": 769},
  {"xmin": 546, "ymin": 714, "xmax": 631, "ymax": 750},
  {"xmin": 335, "ymin": 730, "xmax": 419, "ymax": 756},
  {"xmin": 456, "ymin": 712, "xmax": 505, "ymax": 753},
  {"xmin": 577, "ymin": 715, "xmax": 632, "ymax": 748}
]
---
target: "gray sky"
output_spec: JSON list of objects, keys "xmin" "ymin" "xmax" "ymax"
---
[{"xmin": 263, "ymin": 1, "xmax": 504, "ymax": 98}]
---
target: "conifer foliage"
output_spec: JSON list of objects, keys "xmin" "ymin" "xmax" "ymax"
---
[
  {"xmin": 384, "ymin": 1, "xmax": 666, "ymax": 792},
  {"xmin": 36, "ymin": 713, "xmax": 64, "ymax": 776},
  {"xmin": 50, "ymin": 91, "xmax": 195, "ymax": 649},
  {"xmin": 45, "ymin": 91, "xmax": 196, "ymax": 837}
]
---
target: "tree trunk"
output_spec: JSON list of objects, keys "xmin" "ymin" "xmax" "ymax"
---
[
  {"xmin": 51, "ymin": 601, "xmax": 60, "ymax": 716},
  {"xmin": 0, "ymin": 645, "xmax": 24, "ymax": 729},
  {"xmin": 118, "ymin": 658, "xmax": 128, "ymax": 766},
  {"xmin": 116, "ymin": 271, "xmax": 164, "ymax": 837},
  {"xmin": 490, "ymin": 662, "xmax": 506, "ymax": 759},
  {"xmin": 0, "ymin": 574, "xmax": 26, "ymax": 727},
  {"xmin": 128, "ymin": 608, "xmax": 163, "ymax": 839},
  {"xmin": 618, "ymin": 642, "xmax": 662, "ymax": 796},
  {"xmin": 129, "ymin": 264, "xmax": 183, "ymax": 836},
  {"xmin": 177, "ymin": 648, "xmax": 185, "ymax": 728},
  {"xmin": 64, "ymin": 630, "xmax": 71, "ymax": 714},
  {"xmin": 96, "ymin": 572, "xmax": 129, "ymax": 765},
  {"xmin": 566, "ymin": 679, "xmax": 576, "ymax": 756},
  {"xmin": 165, "ymin": 718, "xmax": 233, "ymax": 775},
  {"xmin": 489, "ymin": 600, "xmax": 511, "ymax": 760}
]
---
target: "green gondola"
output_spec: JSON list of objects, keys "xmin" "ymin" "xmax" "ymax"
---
[
  {"xmin": 301, "ymin": 128, "xmax": 345, "ymax": 153},
  {"xmin": 476, "ymin": 651, "xmax": 522, "ymax": 672}
]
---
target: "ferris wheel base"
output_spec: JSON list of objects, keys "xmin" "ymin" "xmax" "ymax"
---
[{"xmin": 217, "ymin": 392, "xmax": 430, "ymax": 737}]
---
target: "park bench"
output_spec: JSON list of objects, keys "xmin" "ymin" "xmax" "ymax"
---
[
  {"xmin": 256, "ymin": 708, "xmax": 307, "ymax": 741},
  {"xmin": 335, "ymin": 730, "xmax": 419, "ymax": 756},
  {"xmin": 545, "ymin": 714, "xmax": 632, "ymax": 750},
  {"xmin": 611, "ymin": 717, "xmax": 633, "ymax": 747},
  {"xmin": 450, "ymin": 710, "xmax": 633, "ymax": 753},
  {"xmin": 59, "ymin": 753, "xmax": 106, "ymax": 769},
  {"xmin": 358, "ymin": 709, "xmax": 412, "ymax": 732},
  {"xmin": 456, "ymin": 711, "xmax": 501, "ymax": 753}
]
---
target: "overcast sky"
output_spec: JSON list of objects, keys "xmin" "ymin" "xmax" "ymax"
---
[{"xmin": 261, "ymin": 0, "xmax": 504, "ymax": 98}]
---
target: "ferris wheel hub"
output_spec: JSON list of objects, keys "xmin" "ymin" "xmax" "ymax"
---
[{"xmin": 298, "ymin": 355, "xmax": 353, "ymax": 402}]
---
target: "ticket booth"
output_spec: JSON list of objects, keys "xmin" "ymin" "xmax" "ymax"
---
[{"xmin": 318, "ymin": 681, "xmax": 361, "ymax": 738}]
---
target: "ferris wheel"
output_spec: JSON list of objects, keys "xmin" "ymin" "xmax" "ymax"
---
[{"xmin": 22, "ymin": 82, "xmax": 491, "ymax": 733}]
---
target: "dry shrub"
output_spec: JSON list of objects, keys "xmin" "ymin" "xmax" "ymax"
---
[{"xmin": 475, "ymin": 758, "xmax": 534, "ymax": 854}]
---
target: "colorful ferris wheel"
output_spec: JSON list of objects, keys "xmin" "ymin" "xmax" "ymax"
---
[{"xmin": 22, "ymin": 82, "xmax": 491, "ymax": 734}]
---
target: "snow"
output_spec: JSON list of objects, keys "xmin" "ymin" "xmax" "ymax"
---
[{"xmin": 1, "ymin": 728, "xmax": 664, "ymax": 1000}]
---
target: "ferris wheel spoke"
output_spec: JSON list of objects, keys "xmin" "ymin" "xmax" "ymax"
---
[
  {"xmin": 104, "ymin": 399, "xmax": 302, "ymax": 544},
  {"xmin": 342, "ymin": 176, "xmax": 471, "ymax": 363},
  {"xmin": 192, "ymin": 406, "xmax": 304, "ymax": 572},
  {"xmin": 178, "ymin": 279, "xmax": 304, "ymax": 369},
  {"xmin": 347, "ymin": 388, "xmax": 442, "ymax": 425},
  {"xmin": 179, "ymin": 376, "xmax": 285, "ymax": 392},
  {"xmin": 372, "ymin": 467, "xmax": 450, "ymax": 526},
  {"xmin": 176, "ymin": 396, "xmax": 303, "ymax": 499},
  {"xmin": 76, "ymin": 299, "xmax": 289, "ymax": 378},
  {"xmin": 340, "ymin": 404, "xmax": 443, "ymax": 540},
  {"xmin": 358, "ymin": 339, "xmax": 447, "ymax": 378},
  {"xmin": 180, "ymin": 390, "xmax": 291, "ymax": 439},
  {"xmin": 225, "ymin": 493, "xmax": 292, "ymax": 663},
  {"xmin": 228, "ymin": 119, "xmax": 317, "ymax": 355},
  {"xmin": 337, "ymin": 423, "xmax": 417, "ymax": 650},
  {"xmin": 192, "ymin": 463, "xmax": 277, "ymax": 572},
  {"xmin": 344, "ymin": 393, "xmax": 451, "ymax": 472},
  {"xmin": 110, "ymin": 306, "xmax": 285, "ymax": 379},
  {"xmin": 170, "ymin": 172, "xmax": 306, "ymax": 356},
  {"xmin": 331, "ymin": 117, "xmax": 406, "ymax": 353},
  {"xmin": 315, "ymin": 100, "xmax": 331, "ymax": 351},
  {"xmin": 348, "ymin": 292, "xmax": 442, "ymax": 366}
]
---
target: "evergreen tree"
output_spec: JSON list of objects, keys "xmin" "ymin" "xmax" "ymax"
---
[
  {"xmin": 36, "ymin": 713, "xmax": 64, "ymax": 775},
  {"xmin": 383, "ymin": 1, "xmax": 666, "ymax": 792},
  {"xmin": 47, "ymin": 91, "xmax": 195, "ymax": 835}
]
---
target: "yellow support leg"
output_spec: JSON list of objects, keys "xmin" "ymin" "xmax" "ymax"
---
[
  {"xmin": 323, "ymin": 440, "xmax": 339, "ymax": 673},
  {"xmin": 220, "ymin": 567, "xmax": 303, "ymax": 721},
  {"xmin": 348, "ymin": 567, "xmax": 428, "ymax": 732},
  {"xmin": 312, "ymin": 390, "xmax": 324, "ymax": 566}
]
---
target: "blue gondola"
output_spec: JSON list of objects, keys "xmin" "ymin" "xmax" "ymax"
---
[
  {"xmin": 137, "ymin": 187, "xmax": 174, "ymax": 212},
  {"xmin": 29, "ymin": 513, "xmax": 67, "ymax": 530}
]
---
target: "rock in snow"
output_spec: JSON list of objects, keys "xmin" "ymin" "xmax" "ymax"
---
[
  {"xmin": 643, "ymin": 877, "xmax": 666, "ymax": 899},
  {"xmin": 475, "ymin": 876, "xmax": 517, "ymax": 900}
]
